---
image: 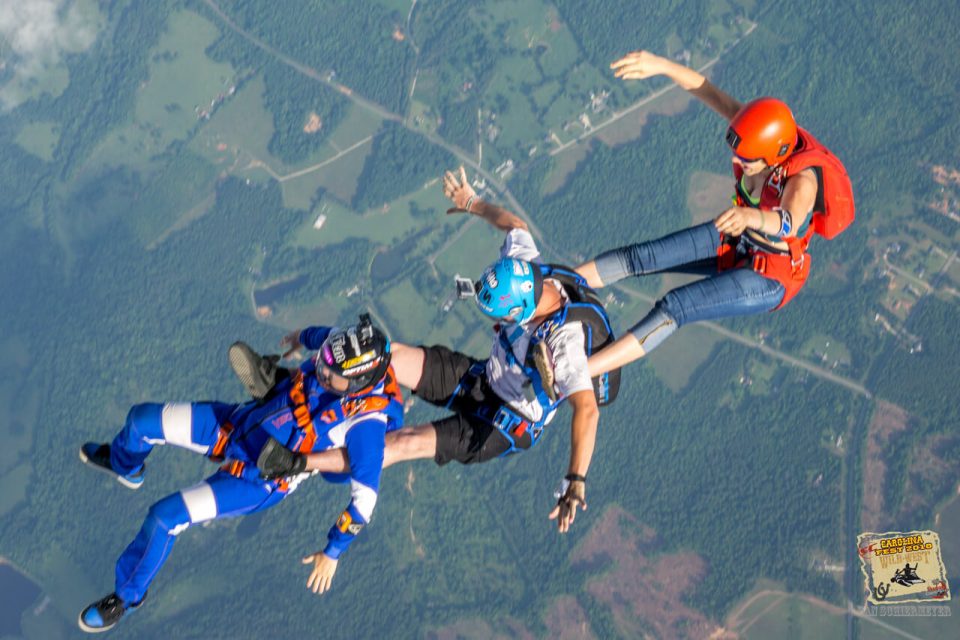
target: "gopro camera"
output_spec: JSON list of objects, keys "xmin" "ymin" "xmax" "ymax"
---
[{"xmin": 455, "ymin": 274, "xmax": 477, "ymax": 300}]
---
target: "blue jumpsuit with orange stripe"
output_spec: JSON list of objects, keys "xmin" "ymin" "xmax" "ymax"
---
[{"xmin": 107, "ymin": 326, "xmax": 404, "ymax": 604}]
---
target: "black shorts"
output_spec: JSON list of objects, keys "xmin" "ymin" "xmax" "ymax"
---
[{"xmin": 415, "ymin": 345, "xmax": 512, "ymax": 466}]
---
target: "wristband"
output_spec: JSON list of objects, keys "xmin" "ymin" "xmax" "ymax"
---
[
  {"xmin": 564, "ymin": 473, "xmax": 587, "ymax": 483},
  {"xmin": 464, "ymin": 195, "xmax": 477, "ymax": 213}
]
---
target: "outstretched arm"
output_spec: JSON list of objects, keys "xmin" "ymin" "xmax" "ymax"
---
[
  {"xmin": 548, "ymin": 389, "xmax": 599, "ymax": 533},
  {"xmin": 565, "ymin": 389, "xmax": 599, "ymax": 478},
  {"xmin": 307, "ymin": 421, "xmax": 385, "ymax": 595},
  {"xmin": 611, "ymin": 50, "xmax": 743, "ymax": 121},
  {"xmin": 443, "ymin": 166, "xmax": 528, "ymax": 232}
]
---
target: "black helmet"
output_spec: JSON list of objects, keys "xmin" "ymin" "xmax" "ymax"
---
[{"xmin": 317, "ymin": 314, "xmax": 391, "ymax": 395}]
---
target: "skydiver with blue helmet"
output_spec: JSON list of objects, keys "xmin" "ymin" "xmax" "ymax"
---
[
  {"xmin": 75, "ymin": 315, "xmax": 402, "ymax": 633},
  {"xmin": 248, "ymin": 167, "xmax": 615, "ymax": 533}
]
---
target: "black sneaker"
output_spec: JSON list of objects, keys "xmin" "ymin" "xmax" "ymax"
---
[
  {"xmin": 229, "ymin": 341, "xmax": 280, "ymax": 401},
  {"xmin": 79, "ymin": 443, "xmax": 144, "ymax": 490},
  {"xmin": 78, "ymin": 592, "xmax": 145, "ymax": 633}
]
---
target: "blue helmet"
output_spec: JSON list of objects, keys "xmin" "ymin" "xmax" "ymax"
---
[{"xmin": 475, "ymin": 258, "xmax": 543, "ymax": 324}]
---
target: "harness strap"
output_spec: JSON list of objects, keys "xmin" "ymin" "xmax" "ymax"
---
[
  {"xmin": 449, "ymin": 363, "xmax": 544, "ymax": 456},
  {"xmin": 287, "ymin": 371, "xmax": 317, "ymax": 453},
  {"xmin": 496, "ymin": 310, "xmax": 566, "ymax": 415},
  {"xmin": 208, "ymin": 421, "xmax": 234, "ymax": 462},
  {"xmin": 220, "ymin": 457, "xmax": 289, "ymax": 491},
  {"xmin": 223, "ymin": 459, "xmax": 245, "ymax": 477},
  {"xmin": 784, "ymin": 229, "xmax": 814, "ymax": 278}
]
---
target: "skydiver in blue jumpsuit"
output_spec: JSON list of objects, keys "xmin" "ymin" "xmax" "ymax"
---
[{"xmin": 76, "ymin": 315, "xmax": 402, "ymax": 633}]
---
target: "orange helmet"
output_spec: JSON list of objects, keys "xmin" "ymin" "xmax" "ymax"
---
[{"xmin": 725, "ymin": 97, "xmax": 798, "ymax": 166}]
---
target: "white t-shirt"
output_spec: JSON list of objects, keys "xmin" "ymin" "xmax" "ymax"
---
[{"xmin": 485, "ymin": 229, "xmax": 593, "ymax": 422}]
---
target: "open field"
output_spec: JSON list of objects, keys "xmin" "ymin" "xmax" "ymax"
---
[
  {"xmin": 687, "ymin": 171, "xmax": 733, "ymax": 225},
  {"xmin": 193, "ymin": 74, "xmax": 275, "ymax": 178},
  {"xmin": 137, "ymin": 10, "xmax": 236, "ymax": 147},
  {"xmin": 14, "ymin": 122, "xmax": 60, "ymax": 162},
  {"xmin": 741, "ymin": 595, "xmax": 846, "ymax": 640},
  {"xmin": 432, "ymin": 216, "xmax": 505, "ymax": 279},
  {"xmin": 541, "ymin": 142, "xmax": 591, "ymax": 197},
  {"xmin": 595, "ymin": 84, "xmax": 695, "ymax": 148},
  {"xmin": 647, "ymin": 323, "xmax": 722, "ymax": 392},
  {"xmin": 573, "ymin": 505, "xmax": 720, "ymax": 639},
  {"xmin": 379, "ymin": 277, "xmax": 440, "ymax": 340}
]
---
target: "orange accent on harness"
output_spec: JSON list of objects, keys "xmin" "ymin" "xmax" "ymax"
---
[
  {"xmin": 335, "ymin": 365, "xmax": 404, "ymax": 419},
  {"xmin": 381, "ymin": 367, "xmax": 403, "ymax": 403},
  {"xmin": 513, "ymin": 421, "xmax": 530, "ymax": 438},
  {"xmin": 222, "ymin": 459, "xmax": 246, "ymax": 477},
  {"xmin": 292, "ymin": 365, "xmax": 402, "ymax": 454},
  {"xmin": 728, "ymin": 128, "xmax": 853, "ymax": 309},
  {"xmin": 716, "ymin": 235, "xmax": 739, "ymax": 271},
  {"xmin": 288, "ymin": 371, "xmax": 317, "ymax": 453},
  {"xmin": 208, "ymin": 421, "xmax": 234, "ymax": 462}
]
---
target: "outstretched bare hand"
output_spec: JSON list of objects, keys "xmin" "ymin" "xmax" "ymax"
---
[
  {"xmin": 303, "ymin": 552, "xmax": 339, "ymax": 595},
  {"xmin": 610, "ymin": 50, "xmax": 668, "ymax": 81},
  {"xmin": 442, "ymin": 165, "xmax": 478, "ymax": 214}
]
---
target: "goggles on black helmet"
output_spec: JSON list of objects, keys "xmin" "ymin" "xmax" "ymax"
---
[{"xmin": 316, "ymin": 313, "xmax": 391, "ymax": 395}]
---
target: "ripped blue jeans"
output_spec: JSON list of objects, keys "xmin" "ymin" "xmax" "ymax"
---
[{"xmin": 594, "ymin": 222, "xmax": 785, "ymax": 353}]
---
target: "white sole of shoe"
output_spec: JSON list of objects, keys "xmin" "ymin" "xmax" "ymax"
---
[
  {"xmin": 77, "ymin": 613, "xmax": 117, "ymax": 633},
  {"xmin": 78, "ymin": 448, "xmax": 142, "ymax": 490},
  {"xmin": 78, "ymin": 612, "xmax": 117, "ymax": 633}
]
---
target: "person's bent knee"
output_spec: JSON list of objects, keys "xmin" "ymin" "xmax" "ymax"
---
[
  {"xmin": 628, "ymin": 306, "xmax": 679, "ymax": 354},
  {"xmin": 127, "ymin": 403, "xmax": 163, "ymax": 428},
  {"xmin": 146, "ymin": 494, "xmax": 190, "ymax": 534}
]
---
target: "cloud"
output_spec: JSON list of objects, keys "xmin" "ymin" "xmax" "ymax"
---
[{"xmin": 0, "ymin": 0, "xmax": 100, "ymax": 109}]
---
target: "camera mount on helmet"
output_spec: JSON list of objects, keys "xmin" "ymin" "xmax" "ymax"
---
[{"xmin": 317, "ymin": 313, "xmax": 391, "ymax": 395}]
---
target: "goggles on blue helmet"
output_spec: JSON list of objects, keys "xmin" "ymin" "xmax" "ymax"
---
[{"xmin": 474, "ymin": 258, "xmax": 543, "ymax": 324}]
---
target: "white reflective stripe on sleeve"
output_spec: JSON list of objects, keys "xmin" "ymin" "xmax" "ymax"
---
[
  {"xmin": 180, "ymin": 482, "xmax": 218, "ymax": 524},
  {"xmin": 350, "ymin": 480, "xmax": 378, "ymax": 521},
  {"xmin": 326, "ymin": 414, "xmax": 388, "ymax": 449},
  {"xmin": 161, "ymin": 403, "xmax": 208, "ymax": 454}
]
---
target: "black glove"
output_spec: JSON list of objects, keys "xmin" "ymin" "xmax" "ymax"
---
[
  {"xmin": 554, "ymin": 473, "xmax": 587, "ymax": 528},
  {"xmin": 257, "ymin": 436, "xmax": 307, "ymax": 479},
  {"xmin": 558, "ymin": 475, "xmax": 586, "ymax": 505}
]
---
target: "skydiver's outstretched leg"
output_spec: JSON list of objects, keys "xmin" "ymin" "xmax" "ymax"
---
[
  {"xmin": 388, "ymin": 343, "xmax": 426, "ymax": 390},
  {"xmin": 578, "ymin": 222, "xmax": 724, "ymax": 289},
  {"xmin": 229, "ymin": 340, "xmax": 424, "ymax": 400},
  {"xmin": 573, "ymin": 222, "xmax": 786, "ymax": 376},
  {"xmin": 80, "ymin": 471, "xmax": 283, "ymax": 632},
  {"xmin": 80, "ymin": 402, "xmax": 236, "ymax": 489},
  {"xmin": 586, "ymin": 264, "xmax": 784, "ymax": 377}
]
